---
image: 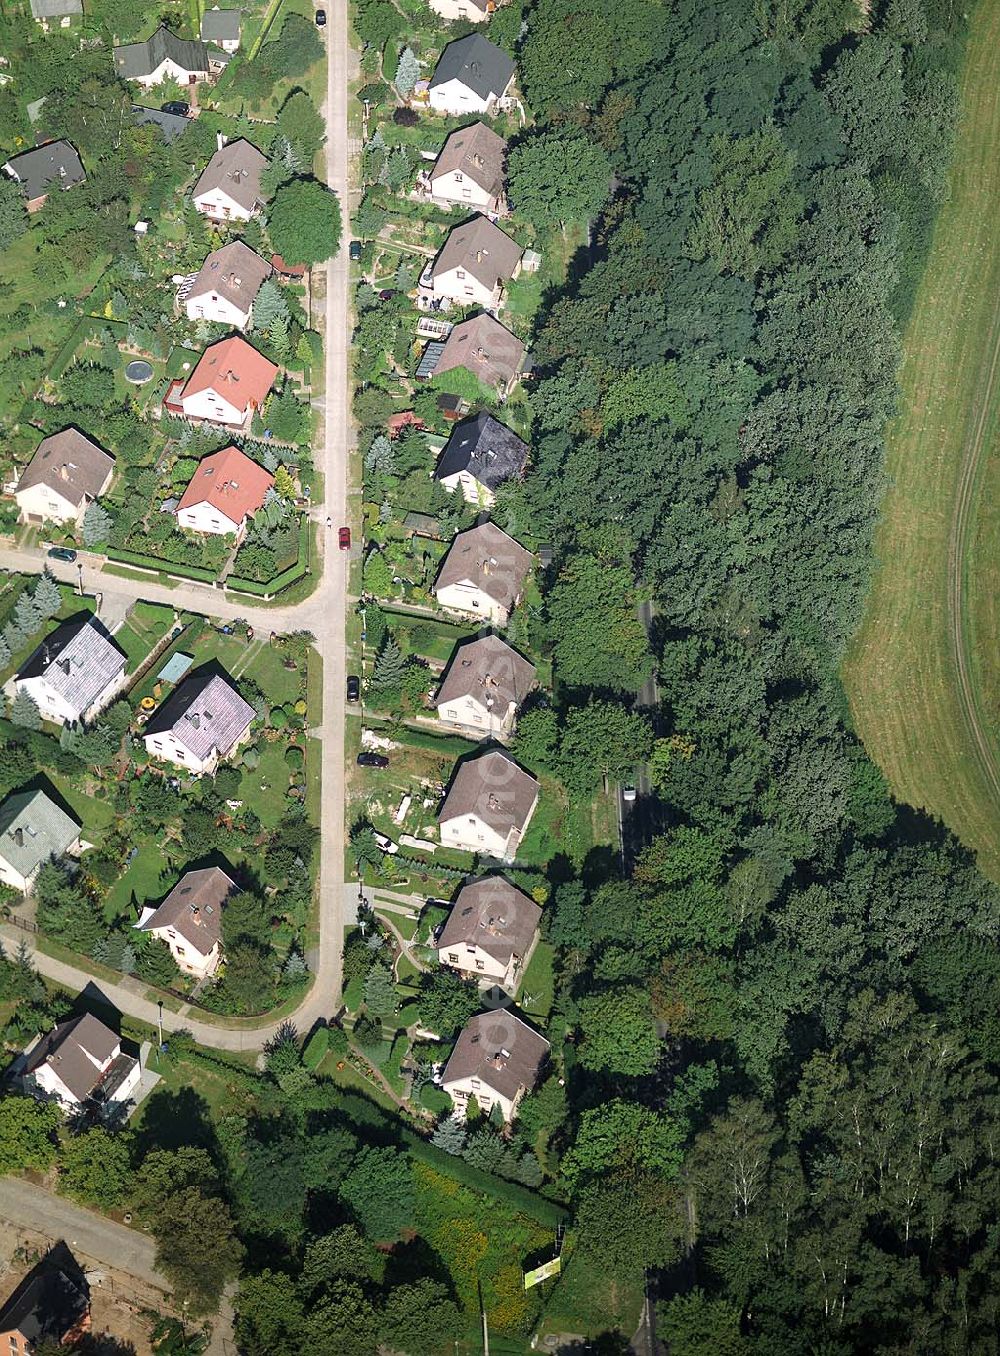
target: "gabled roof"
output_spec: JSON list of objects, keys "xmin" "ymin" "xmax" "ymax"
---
[
  {"xmin": 17, "ymin": 617, "xmax": 126, "ymax": 718},
  {"xmin": 177, "ymin": 445, "xmax": 273, "ymax": 526},
  {"xmin": 430, "ymin": 35, "xmax": 515, "ymax": 101},
  {"xmin": 438, "ymin": 876, "xmax": 541, "ymax": 967},
  {"xmin": 23, "ymin": 1012, "xmax": 118, "ymax": 1102},
  {"xmin": 435, "ymin": 632, "xmax": 535, "ymax": 713},
  {"xmin": 187, "ymin": 240, "xmax": 272, "ymax": 312},
  {"xmin": 201, "ymin": 5, "xmax": 241, "ymax": 41},
  {"xmin": 144, "ymin": 669, "xmax": 255, "ymax": 760},
  {"xmin": 432, "ymin": 215, "xmax": 522, "ymax": 291},
  {"xmin": 435, "ymin": 520, "xmax": 533, "ymax": 609},
  {"xmin": 438, "ymin": 748, "xmax": 539, "ymax": 837},
  {"xmin": 181, "ymin": 337, "xmax": 278, "ymax": 412},
  {"xmin": 435, "ymin": 313, "xmax": 525, "ymax": 390},
  {"xmin": 131, "ymin": 104, "xmax": 190, "ymax": 143},
  {"xmin": 193, "ymin": 138, "xmax": 269, "ymax": 213},
  {"xmin": 30, "ymin": 0, "xmax": 83, "ymax": 17},
  {"xmin": 434, "ymin": 411, "xmax": 528, "ymax": 491},
  {"xmin": 0, "ymin": 1247, "xmax": 89, "ymax": 1348},
  {"xmin": 113, "ymin": 26, "xmax": 210, "ymax": 80},
  {"xmin": 137, "ymin": 866, "xmax": 234, "ymax": 957},
  {"xmin": 3, "ymin": 140, "xmax": 85, "ymax": 202},
  {"xmin": 0, "ymin": 789, "xmax": 80, "ymax": 877},
  {"xmin": 432, "ymin": 121, "xmax": 506, "ymax": 198},
  {"xmin": 443, "ymin": 1011, "xmax": 548, "ymax": 1103},
  {"xmin": 15, "ymin": 427, "xmax": 113, "ymax": 506}
]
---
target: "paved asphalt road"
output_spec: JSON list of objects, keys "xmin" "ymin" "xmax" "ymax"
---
[{"xmin": 0, "ymin": 10, "xmax": 354, "ymax": 1052}]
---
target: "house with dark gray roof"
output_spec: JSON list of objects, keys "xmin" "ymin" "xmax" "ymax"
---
[
  {"xmin": 0, "ymin": 789, "xmax": 81, "ymax": 893},
  {"xmin": 438, "ymin": 747, "xmax": 539, "ymax": 861},
  {"xmin": 185, "ymin": 239, "xmax": 271, "ymax": 331},
  {"xmin": 136, "ymin": 865, "xmax": 235, "ymax": 977},
  {"xmin": 435, "ymin": 632, "xmax": 536, "ymax": 739},
  {"xmin": 201, "ymin": 5, "xmax": 241, "ymax": 51},
  {"xmin": 14, "ymin": 617, "xmax": 127, "ymax": 727},
  {"xmin": 14, "ymin": 427, "xmax": 114, "ymax": 526},
  {"xmin": 430, "ymin": 121, "xmax": 507, "ymax": 213},
  {"xmin": 142, "ymin": 668, "xmax": 255, "ymax": 774},
  {"xmin": 433, "ymin": 312, "xmax": 525, "ymax": 395},
  {"xmin": 2, "ymin": 140, "xmax": 85, "ymax": 211},
  {"xmin": 434, "ymin": 411, "xmax": 528, "ymax": 505},
  {"xmin": 437, "ymin": 876, "xmax": 542, "ymax": 988},
  {"xmin": 0, "ymin": 1245, "xmax": 90, "ymax": 1353},
  {"xmin": 427, "ymin": 215, "xmax": 522, "ymax": 310},
  {"xmin": 22, "ymin": 1012, "xmax": 140, "ymax": 1114},
  {"xmin": 29, "ymin": 0, "xmax": 82, "ymax": 30},
  {"xmin": 131, "ymin": 104, "xmax": 190, "ymax": 143},
  {"xmin": 429, "ymin": 35, "xmax": 515, "ymax": 116},
  {"xmin": 442, "ymin": 1011, "xmax": 548, "ymax": 1121},
  {"xmin": 113, "ymin": 27, "xmax": 210, "ymax": 87},
  {"xmin": 434, "ymin": 520, "xmax": 533, "ymax": 626}
]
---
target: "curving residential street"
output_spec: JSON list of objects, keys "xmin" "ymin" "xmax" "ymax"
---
[{"xmin": 0, "ymin": 10, "xmax": 354, "ymax": 1053}]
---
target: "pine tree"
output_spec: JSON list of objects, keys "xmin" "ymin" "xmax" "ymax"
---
[
  {"xmin": 431, "ymin": 1116, "xmax": 467, "ymax": 1155},
  {"xmin": 364, "ymin": 434, "xmax": 395, "ymax": 474},
  {"xmin": 284, "ymin": 950, "xmax": 308, "ymax": 980},
  {"xmin": 119, "ymin": 943, "xmax": 137, "ymax": 976},
  {"xmin": 0, "ymin": 632, "xmax": 10, "ymax": 670},
  {"xmin": 371, "ymin": 636, "xmax": 406, "ymax": 692},
  {"xmin": 82, "ymin": 501, "xmax": 112, "ymax": 548},
  {"xmin": 252, "ymin": 280, "xmax": 290, "ymax": 333},
  {"xmin": 14, "ymin": 592, "xmax": 40, "ymax": 638},
  {"xmin": 363, "ymin": 962, "xmax": 398, "ymax": 1021},
  {"xmin": 269, "ymin": 314, "xmax": 291, "ymax": 363},
  {"xmin": 379, "ymin": 499, "xmax": 392, "ymax": 524},
  {"xmin": 394, "ymin": 260, "xmax": 414, "ymax": 292},
  {"xmin": 4, "ymin": 622, "xmax": 24, "ymax": 656},
  {"xmin": 273, "ymin": 464, "xmax": 296, "ymax": 500},
  {"xmin": 33, "ymin": 572, "xmax": 62, "ymax": 620},
  {"xmin": 395, "ymin": 47, "xmax": 420, "ymax": 97},
  {"xmin": 10, "ymin": 688, "xmax": 41, "ymax": 730}
]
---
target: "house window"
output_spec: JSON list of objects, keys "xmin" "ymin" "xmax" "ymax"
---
[
  {"xmin": 455, "ymin": 173, "xmax": 463, "ymax": 182},
  {"xmin": 448, "ymin": 952, "xmax": 459, "ymax": 962},
  {"xmin": 475, "ymin": 959, "xmax": 485, "ymax": 970},
  {"xmin": 462, "ymin": 188, "xmax": 472, "ymax": 198},
  {"xmin": 456, "ymin": 269, "xmax": 466, "ymax": 279}
]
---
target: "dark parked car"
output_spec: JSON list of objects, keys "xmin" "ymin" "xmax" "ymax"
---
[
  {"xmin": 357, "ymin": 752, "xmax": 389, "ymax": 769},
  {"xmin": 346, "ymin": 674, "xmax": 360, "ymax": 702},
  {"xmin": 161, "ymin": 101, "xmax": 189, "ymax": 116},
  {"xmin": 47, "ymin": 547, "xmax": 77, "ymax": 563},
  {"xmin": 315, "ymin": 8, "xmax": 327, "ymax": 24},
  {"xmin": 349, "ymin": 240, "xmax": 362, "ymax": 261}
]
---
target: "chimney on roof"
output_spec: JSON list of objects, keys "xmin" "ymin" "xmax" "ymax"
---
[
  {"xmin": 58, "ymin": 464, "xmax": 69, "ymax": 481},
  {"xmin": 217, "ymin": 132, "xmax": 227, "ymax": 152},
  {"xmin": 13, "ymin": 828, "xmax": 23, "ymax": 847},
  {"xmin": 59, "ymin": 658, "xmax": 71, "ymax": 677}
]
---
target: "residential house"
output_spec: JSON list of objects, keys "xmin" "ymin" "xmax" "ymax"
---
[
  {"xmin": 428, "ymin": 0, "xmax": 494, "ymax": 22},
  {"xmin": 136, "ymin": 865, "xmax": 235, "ymax": 977},
  {"xmin": 113, "ymin": 27, "xmax": 210, "ymax": 87},
  {"xmin": 13, "ymin": 617, "xmax": 127, "ymax": 727},
  {"xmin": 22, "ymin": 1012, "xmax": 141, "ymax": 1114},
  {"xmin": 201, "ymin": 5, "xmax": 241, "ymax": 52},
  {"xmin": 0, "ymin": 1244, "xmax": 90, "ymax": 1356},
  {"xmin": 437, "ymin": 876, "xmax": 542, "ymax": 988},
  {"xmin": 437, "ymin": 747, "xmax": 539, "ymax": 861},
  {"xmin": 172, "ymin": 336, "xmax": 278, "ymax": 428},
  {"xmin": 429, "ymin": 121, "xmax": 506, "ymax": 213},
  {"xmin": 193, "ymin": 137, "xmax": 269, "ymax": 223},
  {"xmin": 434, "ymin": 520, "xmax": 532, "ymax": 626},
  {"xmin": 2, "ymin": 140, "xmax": 85, "ymax": 212},
  {"xmin": 131, "ymin": 104, "xmax": 190, "ymax": 143},
  {"xmin": 435, "ymin": 633, "xmax": 535, "ymax": 739},
  {"xmin": 0, "ymin": 789, "xmax": 80, "ymax": 894},
  {"xmin": 185, "ymin": 240, "xmax": 272, "ymax": 329},
  {"xmin": 433, "ymin": 411, "xmax": 528, "ymax": 506},
  {"xmin": 176, "ymin": 445, "xmax": 274, "ymax": 540},
  {"xmin": 442, "ymin": 1012, "xmax": 548, "ymax": 1121},
  {"xmin": 29, "ymin": 0, "xmax": 82, "ymax": 30},
  {"xmin": 14, "ymin": 428, "xmax": 114, "ymax": 526},
  {"xmin": 429, "ymin": 35, "xmax": 515, "ymax": 116},
  {"xmin": 427, "ymin": 215, "xmax": 522, "ymax": 310},
  {"xmin": 142, "ymin": 669, "xmax": 255, "ymax": 774},
  {"xmin": 432, "ymin": 312, "xmax": 525, "ymax": 395}
]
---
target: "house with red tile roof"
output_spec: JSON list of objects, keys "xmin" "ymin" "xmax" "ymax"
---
[
  {"xmin": 176, "ymin": 445, "xmax": 274, "ymax": 539},
  {"xmin": 177, "ymin": 336, "xmax": 278, "ymax": 428}
]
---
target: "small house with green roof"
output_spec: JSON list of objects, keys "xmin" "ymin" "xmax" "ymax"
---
[{"xmin": 0, "ymin": 789, "xmax": 81, "ymax": 893}]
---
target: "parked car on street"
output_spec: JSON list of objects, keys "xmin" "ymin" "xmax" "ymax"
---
[
  {"xmin": 47, "ymin": 547, "xmax": 77, "ymax": 562},
  {"xmin": 349, "ymin": 240, "xmax": 362, "ymax": 261},
  {"xmin": 315, "ymin": 9, "xmax": 327, "ymax": 24},
  {"xmin": 339, "ymin": 526, "xmax": 351, "ymax": 550},
  {"xmin": 346, "ymin": 675, "xmax": 360, "ymax": 702},
  {"xmin": 161, "ymin": 101, "xmax": 189, "ymax": 116},
  {"xmin": 357, "ymin": 752, "xmax": 389, "ymax": 769}
]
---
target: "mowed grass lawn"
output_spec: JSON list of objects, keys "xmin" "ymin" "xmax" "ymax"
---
[{"xmin": 843, "ymin": 2, "xmax": 1000, "ymax": 881}]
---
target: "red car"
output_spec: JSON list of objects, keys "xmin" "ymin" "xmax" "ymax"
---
[{"xmin": 338, "ymin": 526, "xmax": 351, "ymax": 550}]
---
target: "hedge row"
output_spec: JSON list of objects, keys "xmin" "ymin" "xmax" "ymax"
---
[
  {"xmin": 105, "ymin": 547, "xmax": 218, "ymax": 583},
  {"xmin": 227, "ymin": 519, "xmax": 311, "ymax": 596}
]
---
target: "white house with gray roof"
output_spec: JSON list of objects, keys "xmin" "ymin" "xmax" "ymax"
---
[
  {"xmin": 142, "ymin": 669, "xmax": 254, "ymax": 774},
  {"xmin": 13, "ymin": 618, "xmax": 127, "ymax": 727},
  {"xmin": 201, "ymin": 6, "xmax": 241, "ymax": 52},
  {"xmin": 185, "ymin": 240, "xmax": 271, "ymax": 330},
  {"xmin": 136, "ymin": 865, "xmax": 235, "ymax": 977},
  {"xmin": 433, "ymin": 412, "xmax": 528, "ymax": 506},
  {"xmin": 113, "ymin": 27, "xmax": 211, "ymax": 87},
  {"xmin": 429, "ymin": 35, "xmax": 515, "ymax": 116},
  {"xmin": 192, "ymin": 138, "xmax": 269, "ymax": 223},
  {"xmin": 427, "ymin": 215, "xmax": 522, "ymax": 311},
  {"xmin": 29, "ymin": 0, "xmax": 82, "ymax": 31},
  {"xmin": 14, "ymin": 428, "xmax": 114, "ymax": 526},
  {"xmin": 0, "ymin": 789, "xmax": 81, "ymax": 894},
  {"xmin": 22, "ymin": 1013, "xmax": 140, "ymax": 1115}
]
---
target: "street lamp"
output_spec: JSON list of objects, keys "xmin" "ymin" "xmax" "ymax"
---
[{"xmin": 75, "ymin": 561, "xmax": 83, "ymax": 597}]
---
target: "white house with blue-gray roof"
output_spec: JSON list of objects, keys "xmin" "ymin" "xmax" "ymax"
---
[
  {"xmin": 0, "ymin": 789, "xmax": 81, "ymax": 893},
  {"xmin": 13, "ymin": 617, "xmax": 127, "ymax": 727}
]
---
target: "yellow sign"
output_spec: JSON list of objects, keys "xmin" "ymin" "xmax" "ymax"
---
[{"xmin": 523, "ymin": 1257, "xmax": 561, "ymax": 1290}]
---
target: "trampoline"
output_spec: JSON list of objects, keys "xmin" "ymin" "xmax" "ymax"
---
[{"xmin": 124, "ymin": 359, "xmax": 154, "ymax": 384}]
